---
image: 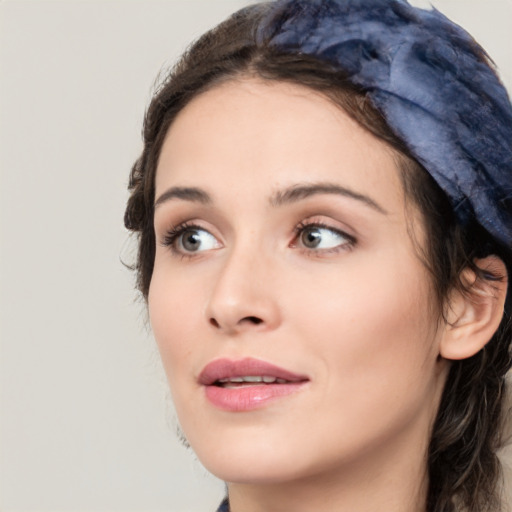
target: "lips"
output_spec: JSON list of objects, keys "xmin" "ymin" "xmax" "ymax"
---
[
  {"xmin": 199, "ymin": 358, "xmax": 309, "ymax": 411},
  {"xmin": 199, "ymin": 357, "xmax": 307, "ymax": 385}
]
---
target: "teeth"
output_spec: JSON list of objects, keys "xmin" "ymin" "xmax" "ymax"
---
[
  {"xmin": 217, "ymin": 375, "xmax": 286, "ymax": 384},
  {"xmin": 243, "ymin": 376, "xmax": 263, "ymax": 383}
]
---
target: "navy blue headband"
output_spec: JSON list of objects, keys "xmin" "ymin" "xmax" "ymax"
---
[{"xmin": 255, "ymin": 0, "xmax": 512, "ymax": 248}]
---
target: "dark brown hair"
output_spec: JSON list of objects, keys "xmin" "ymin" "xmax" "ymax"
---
[{"xmin": 125, "ymin": 4, "xmax": 512, "ymax": 511}]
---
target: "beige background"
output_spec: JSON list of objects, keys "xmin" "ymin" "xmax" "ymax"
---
[{"xmin": 1, "ymin": 1, "xmax": 511, "ymax": 511}]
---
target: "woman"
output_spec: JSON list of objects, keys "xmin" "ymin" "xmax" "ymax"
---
[{"xmin": 124, "ymin": 1, "xmax": 512, "ymax": 510}]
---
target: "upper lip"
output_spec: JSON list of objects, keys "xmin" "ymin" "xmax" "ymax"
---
[{"xmin": 198, "ymin": 357, "xmax": 309, "ymax": 385}]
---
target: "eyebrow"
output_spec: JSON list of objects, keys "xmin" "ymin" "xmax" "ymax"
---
[
  {"xmin": 270, "ymin": 182, "xmax": 388, "ymax": 214},
  {"xmin": 154, "ymin": 182, "xmax": 387, "ymax": 214},
  {"xmin": 154, "ymin": 186, "xmax": 212, "ymax": 208}
]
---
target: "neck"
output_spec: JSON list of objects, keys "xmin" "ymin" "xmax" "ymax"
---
[{"xmin": 226, "ymin": 423, "xmax": 430, "ymax": 512}]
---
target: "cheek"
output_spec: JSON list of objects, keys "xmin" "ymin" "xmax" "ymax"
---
[
  {"xmin": 290, "ymin": 251, "xmax": 438, "ymax": 387},
  {"xmin": 283, "ymin": 259, "xmax": 441, "ymax": 455},
  {"xmin": 148, "ymin": 264, "xmax": 205, "ymax": 379}
]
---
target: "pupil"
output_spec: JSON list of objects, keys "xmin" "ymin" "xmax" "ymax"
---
[
  {"xmin": 302, "ymin": 228, "xmax": 321, "ymax": 248},
  {"xmin": 183, "ymin": 231, "xmax": 200, "ymax": 251}
]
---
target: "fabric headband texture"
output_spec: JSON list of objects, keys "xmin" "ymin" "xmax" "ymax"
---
[{"xmin": 255, "ymin": 0, "xmax": 512, "ymax": 249}]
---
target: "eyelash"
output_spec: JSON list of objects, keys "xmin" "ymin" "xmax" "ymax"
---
[{"xmin": 160, "ymin": 220, "xmax": 357, "ymax": 257}]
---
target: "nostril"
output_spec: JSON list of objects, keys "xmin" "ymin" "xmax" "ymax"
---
[
  {"xmin": 208, "ymin": 315, "xmax": 264, "ymax": 330},
  {"xmin": 243, "ymin": 316, "xmax": 263, "ymax": 325}
]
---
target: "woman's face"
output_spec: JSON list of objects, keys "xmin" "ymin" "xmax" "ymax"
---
[{"xmin": 149, "ymin": 79, "xmax": 449, "ymax": 484}]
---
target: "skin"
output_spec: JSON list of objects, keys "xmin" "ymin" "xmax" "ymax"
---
[{"xmin": 149, "ymin": 78, "xmax": 452, "ymax": 512}]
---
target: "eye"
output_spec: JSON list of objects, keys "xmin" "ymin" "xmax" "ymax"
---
[
  {"xmin": 294, "ymin": 223, "xmax": 355, "ymax": 251},
  {"xmin": 163, "ymin": 224, "xmax": 221, "ymax": 254}
]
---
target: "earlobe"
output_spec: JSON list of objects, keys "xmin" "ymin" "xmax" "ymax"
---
[{"xmin": 440, "ymin": 256, "xmax": 508, "ymax": 360}]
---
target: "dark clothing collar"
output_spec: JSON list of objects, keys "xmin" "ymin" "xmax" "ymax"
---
[{"xmin": 216, "ymin": 497, "xmax": 229, "ymax": 512}]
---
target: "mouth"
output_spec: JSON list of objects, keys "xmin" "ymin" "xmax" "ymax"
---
[
  {"xmin": 214, "ymin": 375, "xmax": 297, "ymax": 389},
  {"xmin": 199, "ymin": 357, "xmax": 308, "ymax": 386},
  {"xmin": 199, "ymin": 358, "xmax": 309, "ymax": 411}
]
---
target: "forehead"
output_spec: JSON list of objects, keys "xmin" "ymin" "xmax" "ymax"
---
[{"xmin": 155, "ymin": 78, "xmax": 405, "ymax": 213}]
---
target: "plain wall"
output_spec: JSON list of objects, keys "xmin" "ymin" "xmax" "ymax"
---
[{"xmin": 1, "ymin": 1, "xmax": 511, "ymax": 511}]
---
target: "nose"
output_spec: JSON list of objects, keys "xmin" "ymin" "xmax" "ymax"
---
[{"xmin": 205, "ymin": 248, "xmax": 282, "ymax": 335}]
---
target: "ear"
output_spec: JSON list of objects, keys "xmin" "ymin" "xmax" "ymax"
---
[{"xmin": 440, "ymin": 256, "xmax": 508, "ymax": 360}]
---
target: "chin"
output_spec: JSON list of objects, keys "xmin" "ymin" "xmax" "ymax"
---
[
  {"xmin": 184, "ymin": 428, "xmax": 309, "ymax": 484},
  {"xmin": 200, "ymin": 455, "xmax": 310, "ymax": 485}
]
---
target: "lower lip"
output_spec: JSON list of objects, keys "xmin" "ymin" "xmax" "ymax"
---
[{"xmin": 204, "ymin": 383, "xmax": 306, "ymax": 412}]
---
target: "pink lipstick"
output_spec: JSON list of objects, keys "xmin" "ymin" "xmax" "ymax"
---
[{"xmin": 199, "ymin": 358, "xmax": 309, "ymax": 412}]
